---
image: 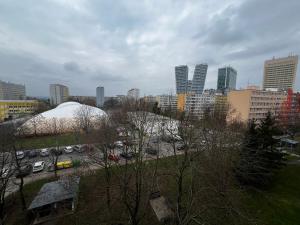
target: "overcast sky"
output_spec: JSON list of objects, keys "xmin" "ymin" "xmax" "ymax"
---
[{"xmin": 0, "ymin": 0, "xmax": 299, "ymax": 97}]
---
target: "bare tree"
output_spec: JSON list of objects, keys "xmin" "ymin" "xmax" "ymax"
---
[
  {"xmin": 27, "ymin": 114, "xmax": 45, "ymax": 136},
  {"xmin": 0, "ymin": 124, "xmax": 16, "ymax": 224},
  {"xmin": 74, "ymin": 105, "xmax": 95, "ymax": 134},
  {"xmin": 86, "ymin": 116, "xmax": 118, "ymax": 212},
  {"xmin": 192, "ymin": 105, "xmax": 252, "ymax": 225},
  {"xmin": 112, "ymin": 100, "xmax": 160, "ymax": 225},
  {"xmin": 46, "ymin": 118, "xmax": 65, "ymax": 178},
  {"xmin": 160, "ymin": 109, "xmax": 204, "ymax": 225},
  {"xmin": 12, "ymin": 146, "xmax": 27, "ymax": 211}
]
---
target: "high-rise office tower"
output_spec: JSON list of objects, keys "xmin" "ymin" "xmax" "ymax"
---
[
  {"xmin": 49, "ymin": 84, "xmax": 69, "ymax": 106},
  {"xmin": 175, "ymin": 65, "xmax": 188, "ymax": 94},
  {"xmin": 96, "ymin": 86, "xmax": 105, "ymax": 107},
  {"xmin": 187, "ymin": 80, "xmax": 193, "ymax": 93},
  {"xmin": 0, "ymin": 80, "xmax": 26, "ymax": 100},
  {"xmin": 263, "ymin": 55, "xmax": 298, "ymax": 90},
  {"xmin": 191, "ymin": 64, "xmax": 208, "ymax": 94},
  {"xmin": 217, "ymin": 66, "xmax": 237, "ymax": 91}
]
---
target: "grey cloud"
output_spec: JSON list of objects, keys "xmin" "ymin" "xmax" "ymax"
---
[
  {"xmin": 201, "ymin": 8, "xmax": 248, "ymax": 46},
  {"xmin": 90, "ymin": 73, "xmax": 126, "ymax": 82},
  {"xmin": 0, "ymin": 0, "xmax": 299, "ymax": 97},
  {"xmin": 63, "ymin": 61, "xmax": 81, "ymax": 72}
]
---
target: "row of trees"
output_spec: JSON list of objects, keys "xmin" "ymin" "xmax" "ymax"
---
[
  {"xmin": 0, "ymin": 105, "xmax": 97, "ymax": 224},
  {"xmin": 0, "ymin": 98, "xmax": 289, "ymax": 225},
  {"xmin": 80, "ymin": 100, "xmax": 256, "ymax": 225}
]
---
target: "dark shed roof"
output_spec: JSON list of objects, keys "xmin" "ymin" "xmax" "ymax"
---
[
  {"xmin": 281, "ymin": 138, "xmax": 299, "ymax": 145},
  {"xmin": 28, "ymin": 177, "xmax": 80, "ymax": 210}
]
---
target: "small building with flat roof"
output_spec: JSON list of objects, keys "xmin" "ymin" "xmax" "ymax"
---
[
  {"xmin": 28, "ymin": 178, "xmax": 80, "ymax": 225},
  {"xmin": 280, "ymin": 138, "xmax": 299, "ymax": 150}
]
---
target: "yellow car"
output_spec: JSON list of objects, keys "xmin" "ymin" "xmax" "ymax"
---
[{"xmin": 56, "ymin": 160, "xmax": 73, "ymax": 169}]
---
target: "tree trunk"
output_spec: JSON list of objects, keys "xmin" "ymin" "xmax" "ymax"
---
[
  {"xmin": 105, "ymin": 166, "xmax": 111, "ymax": 212},
  {"xmin": 0, "ymin": 198, "xmax": 5, "ymax": 225},
  {"xmin": 19, "ymin": 177, "xmax": 26, "ymax": 210}
]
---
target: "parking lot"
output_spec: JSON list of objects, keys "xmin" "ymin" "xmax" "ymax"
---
[{"xmin": 4, "ymin": 138, "xmax": 186, "ymax": 196}]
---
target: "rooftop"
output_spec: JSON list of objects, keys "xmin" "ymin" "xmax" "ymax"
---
[
  {"xmin": 0, "ymin": 100, "xmax": 37, "ymax": 103},
  {"xmin": 28, "ymin": 178, "xmax": 80, "ymax": 210}
]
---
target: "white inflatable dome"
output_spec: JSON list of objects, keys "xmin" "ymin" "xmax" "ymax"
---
[{"xmin": 22, "ymin": 102, "xmax": 107, "ymax": 135}]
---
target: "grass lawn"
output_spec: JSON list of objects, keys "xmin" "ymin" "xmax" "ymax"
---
[
  {"xmin": 246, "ymin": 164, "xmax": 300, "ymax": 225},
  {"xmin": 5, "ymin": 158, "xmax": 300, "ymax": 225},
  {"xmin": 17, "ymin": 133, "xmax": 81, "ymax": 150}
]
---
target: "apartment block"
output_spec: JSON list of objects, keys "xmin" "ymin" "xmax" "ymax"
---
[
  {"xmin": 214, "ymin": 94, "xmax": 228, "ymax": 113},
  {"xmin": 0, "ymin": 80, "xmax": 26, "ymax": 100},
  {"xmin": 49, "ymin": 84, "xmax": 69, "ymax": 106},
  {"xmin": 185, "ymin": 93, "xmax": 215, "ymax": 117},
  {"xmin": 157, "ymin": 95, "xmax": 177, "ymax": 111},
  {"xmin": 143, "ymin": 95, "xmax": 157, "ymax": 103},
  {"xmin": 263, "ymin": 55, "xmax": 298, "ymax": 90},
  {"xmin": 96, "ymin": 86, "xmax": 105, "ymax": 107},
  {"xmin": 228, "ymin": 88, "xmax": 287, "ymax": 122},
  {"xmin": 0, "ymin": 100, "xmax": 38, "ymax": 121}
]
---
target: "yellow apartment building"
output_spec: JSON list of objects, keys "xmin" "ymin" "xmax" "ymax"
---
[
  {"xmin": 228, "ymin": 89, "xmax": 287, "ymax": 122},
  {"xmin": 0, "ymin": 100, "xmax": 38, "ymax": 121}
]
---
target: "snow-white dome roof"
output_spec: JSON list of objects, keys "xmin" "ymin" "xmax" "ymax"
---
[
  {"xmin": 22, "ymin": 102, "xmax": 107, "ymax": 135},
  {"xmin": 40, "ymin": 101, "xmax": 106, "ymax": 120}
]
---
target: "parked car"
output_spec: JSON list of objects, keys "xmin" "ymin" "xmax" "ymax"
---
[
  {"xmin": 120, "ymin": 151, "xmax": 135, "ymax": 160},
  {"xmin": 177, "ymin": 143, "xmax": 187, "ymax": 151},
  {"xmin": 64, "ymin": 146, "xmax": 73, "ymax": 154},
  {"xmin": 114, "ymin": 141, "xmax": 123, "ymax": 148},
  {"xmin": 32, "ymin": 161, "xmax": 45, "ymax": 173},
  {"xmin": 16, "ymin": 151, "xmax": 25, "ymax": 160},
  {"xmin": 40, "ymin": 149, "xmax": 49, "ymax": 157},
  {"xmin": 56, "ymin": 160, "xmax": 73, "ymax": 169},
  {"xmin": 80, "ymin": 144, "xmax": 94, "ymax": 152},
  {"xmin": 161, "ymin": 135, "xmax": 175, "ymax": 143},
  {"xmin": 108, "ymin": 153, "xmax": 120, "ymax": 162},
  {"xmin": 73, "ymin": 145, "xmax": 81, "ymax": 152},
  {"xmin": 50, "ymin": 148, "xmax": 63, "ymax": 156},
  {"xmin": 123, "ymin": 140, "xmax": 134, "ymax": 146},
  {"xmin": 28, "ymin": 150, "xmax": 38, "ymax": 158},
  {"xmin": 146, "ymin": 146, "xmax": 158, "ymax": 155},
  {"xmin": 47, "ymin": 163, "xmax": 55, "ymax": 172},
  {"xmin": 1, "ymin": 167, "xmax": 10, "ymax": 178},
  {"xmin": 15, "ymin": 164, "xmax": 32, "ymax": 178}
]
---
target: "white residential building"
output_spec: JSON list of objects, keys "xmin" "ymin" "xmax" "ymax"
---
[
  {"xmin": 185, "ymin": 94, "xmax": 215, "ymax": 117},
  {"xmin": 49, "ymin": 84, "xmax": 69, "ymax": 106},
  {"xmin": 157, "ymin": 95, "xmax": 177, "ymax": 111},
  {"xmin": 0, "ymin": 80, "xmax": 26, "ymax": 100}
]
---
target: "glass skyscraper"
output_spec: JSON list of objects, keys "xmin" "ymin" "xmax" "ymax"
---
[
  {"xmin": 175, "ymin": 65, "xmax": 188, "ymax": 94},
  {"xmin": 175, "ymin": 64, "xmax": 208, "ymax": 94},
  {"xmin": 191, "ymin": 64, "xmax": 208, "ymax": 94},
  {"xmin": 217, "ymin": 66, "xmax": 237, "ymax": 91}
]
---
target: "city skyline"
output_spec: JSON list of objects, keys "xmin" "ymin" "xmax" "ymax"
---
[{"xmin": 0, "ymin": 0, "xmax": 299, "ymax": 97}]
